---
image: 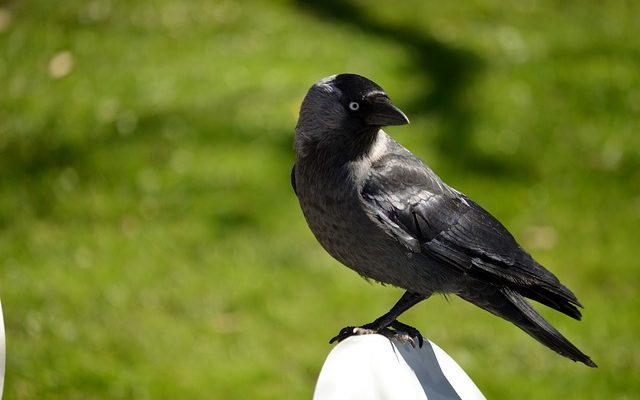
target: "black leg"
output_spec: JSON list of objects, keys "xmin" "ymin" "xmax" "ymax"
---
[
  {"xmin": 330, "ymin": 290, "xmax": 430, "ymax": 347},
  {"xmin": 363, "ymin": 291, "xmax": 427, "ymax": 330}
]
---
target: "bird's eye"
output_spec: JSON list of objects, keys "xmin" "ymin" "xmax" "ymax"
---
[{"xmin": 348, "ymin": 101, "xmax": 360, "ymax": 111}]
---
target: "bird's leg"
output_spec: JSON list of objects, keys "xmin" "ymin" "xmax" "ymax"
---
[{"xmin": 330, "ymin": 291, "xmax": 429, "ymax": 347}]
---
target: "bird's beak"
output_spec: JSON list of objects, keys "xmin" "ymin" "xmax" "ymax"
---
[{"xmin": 365, "ymin": 96, "xmax": 410, "ymax": 126}]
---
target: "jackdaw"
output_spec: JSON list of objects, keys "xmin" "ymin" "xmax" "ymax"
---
[{"xmin": 292, "ymin": 73, "xmax": 595, "ymax": 367}]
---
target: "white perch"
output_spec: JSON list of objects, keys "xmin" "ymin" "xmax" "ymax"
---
[
  {"xmin": 0, "ymin": 300, "xmax": 5, "ymax": 398},
  {"xmin": 314, "ymin": 335, "xmax": 485, "ymax": 400}
]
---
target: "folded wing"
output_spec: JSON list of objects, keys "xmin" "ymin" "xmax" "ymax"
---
[{"xmin": 360, "ymin": 150, "xmax": 582, "ymax": 319}]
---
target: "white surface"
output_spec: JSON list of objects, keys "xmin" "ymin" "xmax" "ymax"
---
[
  {"xmin": 314, "ymin": 335, "xmax": 485, "ymax": 400},
  {"xmin": 0, "ymin": 300, "xmax": 5, "ymax": 399}
]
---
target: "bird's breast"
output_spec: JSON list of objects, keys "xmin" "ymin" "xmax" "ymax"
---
[
  {"xmin": 296, "ymin": 164, "xmax": 369, "ymax": 253},
  {"xmin": 295, "ymin": 162, "xmax": 426, "ymax": 287}
]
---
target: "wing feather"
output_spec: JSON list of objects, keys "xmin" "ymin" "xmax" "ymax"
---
[{"xmin": 360, "ymin": 150, "xmax": 582, "ymax": 319}]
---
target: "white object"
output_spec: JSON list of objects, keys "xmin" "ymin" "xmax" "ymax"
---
[
  {"xmin": 314, "ymin": 335, "xmax": 485, "ymax": 400},
  {"xmin": 0, "ymin": 300, "xmax": 5, "ymax": 399}
]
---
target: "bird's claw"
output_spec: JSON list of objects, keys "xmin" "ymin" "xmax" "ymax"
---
[
  {"xmin": 390, "ymin": 320, "xmax": 424, "ymax": 348},
  {"xmin": 329, "ymin": 320, "xmax": 424, "ymax": 348},
  {"xmin": 329, "ymin": 326, "xmax": 378, "ymax": 344}
]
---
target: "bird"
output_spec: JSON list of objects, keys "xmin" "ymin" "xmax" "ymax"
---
[{"xmin": 291, "ymin": 73, "xmax": 596, "ymax": 367}]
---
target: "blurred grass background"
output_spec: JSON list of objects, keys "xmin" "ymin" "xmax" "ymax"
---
[{"xmin": 1, "ymin": 0, "xmax": 639, "ymax": 398}]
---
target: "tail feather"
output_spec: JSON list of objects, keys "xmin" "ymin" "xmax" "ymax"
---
[
  {"xmin": 458, "ymin": 285, "xmax": 596, "ymax": 367},
  {"xmin": 469, "ymin": 257, "xmax": 583, "ymax": 320},
  {"xmin": 516, "ymin": 285, "xmax": 582, "ymax": 320}
]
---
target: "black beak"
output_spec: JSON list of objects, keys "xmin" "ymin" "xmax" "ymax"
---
[{"xmin": 365, "ymin": 96, "xmax": 410, "ymax": 126}]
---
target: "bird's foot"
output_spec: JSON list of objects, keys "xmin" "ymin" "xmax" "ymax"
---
[
  {"xmin": 328, "ymin": 326, "xmax": 377, "ymax": 344},
  {"xmin": 329, "ymin": 320, "xmax": 423, "ymax": 348},
  {"xmin": 389, "ymin": 320, "xmax": 424, "ymax": 348}
]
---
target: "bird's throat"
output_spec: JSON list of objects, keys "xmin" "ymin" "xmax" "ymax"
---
[{"xmin": 350, "ymin": 127, "xmax": 382, "ymax": 161}]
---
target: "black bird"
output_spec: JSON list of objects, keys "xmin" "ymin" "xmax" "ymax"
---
[{"xmin": 292, "ymin": 73, "xmax": 596, "ymax": 367}]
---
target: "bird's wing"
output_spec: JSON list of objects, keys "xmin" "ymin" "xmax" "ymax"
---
[{"xmin": 360, "ymin": 150, "xmax": 582, "ymax": 317}]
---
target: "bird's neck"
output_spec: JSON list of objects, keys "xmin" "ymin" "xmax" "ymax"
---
[
  {"xmin": 297, "ymin": 127, "xmax": 381, "ymax": 168},
  {"xmin": 296, "ymin": 129, "xmax": 390, "ymax": 193},
  {"xmin": 348, "ymin": 127, "xmax": 382, "ymax": 161}
]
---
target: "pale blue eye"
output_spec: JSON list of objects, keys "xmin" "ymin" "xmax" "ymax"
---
[{"xmin": 349, "ymin": 101, "xmax": 360, "ymax": 111}]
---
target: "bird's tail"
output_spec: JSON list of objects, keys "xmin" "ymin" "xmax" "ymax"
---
[{"xmin": 458, "ymin": 286, "xmax": 596, "ymax": 367}]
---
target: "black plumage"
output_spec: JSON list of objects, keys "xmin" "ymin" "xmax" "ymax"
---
[{"xmin": 361, "ymin": 149, "xmax": 582, "ymax": 320}]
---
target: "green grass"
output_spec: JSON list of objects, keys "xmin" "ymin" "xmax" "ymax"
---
[{"xmin": 1, "ymin": 0, "xmax": 639, "ymax": 398}]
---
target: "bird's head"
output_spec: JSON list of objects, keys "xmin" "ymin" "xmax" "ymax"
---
[{"xmin": 295, "ymin": 74, "xmax": 409, "ymax": 160}]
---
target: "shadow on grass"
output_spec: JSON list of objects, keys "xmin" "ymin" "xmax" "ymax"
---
[
  {"xmin": 0, "ymin": 105, "xmax": 295, "ymax": 229},
  {"xmin": 0, "ymin": 106, "xmax": 249, "ymax": 178},
  {"xmin": 296, "ymin": 0, "xmax": 532, "ymax": 178}
]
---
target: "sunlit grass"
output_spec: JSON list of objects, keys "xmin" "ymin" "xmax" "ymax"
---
[{"xmin": 1, "ymin": 0, "xmax": 639, "ymax": 398}]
